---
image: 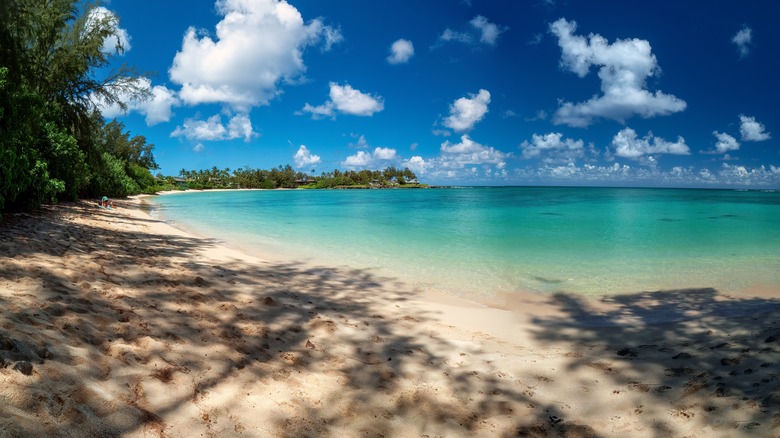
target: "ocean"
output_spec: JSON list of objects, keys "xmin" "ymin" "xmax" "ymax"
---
[{"xmin": 146, "ymin": 187, "xmax": 780, "ymax": 301}]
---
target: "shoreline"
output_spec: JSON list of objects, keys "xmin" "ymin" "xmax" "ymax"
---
[
  {"xmin": 142, "ymin": 188, "xmax": 780, "ymax": 307},
  {"xmin": 1, "ymin": 199, "xmax": 779, "ymax": 436}
]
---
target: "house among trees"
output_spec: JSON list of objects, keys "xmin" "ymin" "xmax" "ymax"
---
[{"xmin": 294, "ymin": 178, "xmax": 316, "ymax": 187}]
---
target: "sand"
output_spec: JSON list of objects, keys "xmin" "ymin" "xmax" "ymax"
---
[{"xmin": 1, "ymin": 197, "xmax": 779, "ymax": 437}]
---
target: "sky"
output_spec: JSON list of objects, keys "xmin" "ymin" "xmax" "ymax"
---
[{"xmin": 94, "ymin": 0, "xmax": 780, "ymax": 188}]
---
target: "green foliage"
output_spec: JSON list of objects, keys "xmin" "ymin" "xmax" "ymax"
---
[
  {"xmin": 89, "ymin": 152, "xmax": 140, "ymax": 198},
  {"xmin": 43, "ymin": 123, "xmax": 87, "ymax": 201},
  {"xmin": 128, "ymin": 164, "xmax": 156, "ymax": 190},
  {"xmin": 172, "ymin": 166, "xmax": 419, "ymax": 191},
  {"xmin": 0, "ymin": 0, "xmax": 153, "ymax": 212},
  {"xmin": 100, "ymin": 120, "xmax": 158, "ymax": 170},
  {"xmin": 0, "ymin": 67, "xmax": 65, "ymax": 210}
]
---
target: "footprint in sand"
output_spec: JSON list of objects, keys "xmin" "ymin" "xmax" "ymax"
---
[
  {"xmin": 720, "ymin": 357, "xmax": 741, "ymax": 366},
  {"xmin": 628, "ymin": 383, "xmax": 651, "ymax": 393},
  {"xmin": 654, "ymin": 385, "xmax": 672, "ymax": 394},
  {"xmin": 586, "ymin": 362, "xmax": 614, "ymax": 373},
  {"xmin": 672, "ymin": 352, "xmax": 693, "ymax": 359},
  {"xmin": 664, "ymin": 367, "xmax": 694, "ymax": 377}
]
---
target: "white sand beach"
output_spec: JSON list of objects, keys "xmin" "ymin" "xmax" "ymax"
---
[{"xmin": 1, "ymin": 198, "xmax": 779, "ymax": 437}]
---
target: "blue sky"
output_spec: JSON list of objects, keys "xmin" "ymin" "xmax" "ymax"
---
[{"xmin": 95, "ymin": 0, "xmax": 779, "ymax": 187}]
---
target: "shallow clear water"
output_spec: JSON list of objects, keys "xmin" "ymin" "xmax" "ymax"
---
[{"xmin": 147, "ymin": 187, "xmax": 780, "ymax": 300}]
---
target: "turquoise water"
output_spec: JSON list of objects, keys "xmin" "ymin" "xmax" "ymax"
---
[{"xmin": 147, "ymin": 187, "xmax": 780, "ymax": 300}]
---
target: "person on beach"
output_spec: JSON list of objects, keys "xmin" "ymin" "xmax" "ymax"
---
[{"xmin": 98, "ymin": 196, "xmax": 114, "ymax": 210}]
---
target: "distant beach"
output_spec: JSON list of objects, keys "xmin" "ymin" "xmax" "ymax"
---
[{"xmin": 1, "ymin": 196, "xmax": 779, "ymax": 436}]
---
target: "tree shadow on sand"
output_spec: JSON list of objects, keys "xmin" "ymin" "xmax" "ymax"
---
[
  {"xmin": 526, "ymin": 289, "xmax": 780, "ymax": 436},
  {"xmin": 0, "ymin": 202, "xmax": 555, "ymax": 436},
  {"xmin": 1, "ymin": 201, "xmax": 779, "ymax": 437}
]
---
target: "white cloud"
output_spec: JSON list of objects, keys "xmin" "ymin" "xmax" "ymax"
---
[
  {"xmin": 528, "ymin": 33, "xmax": 543, "ymax": 45},
  {"xmin": 443, "ymin": 89, "xmax": 491, "ymax": 132},
  {"xmin": 323, "ymin": 26, "xmax": 344, "ymax": 51},
  {"xmin": 739, "ymin": 114, "xmax": 771, "ymax": 141},
  {"xmin": 170, "ymin": 113, "xmax": 256, "ymax": 142},
  {"xmin": 330, "ymin": 83, "xmax": 384, "ymax": 115},
  {"xmin": 141, "ymin": 85, "xmax": 180, "ymax": 125},
  {"xmin": 437, "ymin": 15, "xmax": 506, "ymax": 46},
  {"xmin": 710, "ymin": 131, "xmax": 740, "ymax": 154},
  {"xmin": 343, "ymin": 150, "xmax": 371, "ymax": 167},
  {"xmin": 387, "ymin": 39, "xmax": 414, "ymax": 64},
  {"xmin": 403, "ymin": 156, "xmax": 430, "ymax": 175},
  {"xmin": 94, "ymin": 77, "xmax": 180, "ymax": 126},
  {"xmin": 504, "ymin": 160, "xmax": 779, "ymax": 187},
  {"xmin": 549, "ymin": 18, "xmax": 686, "ymax": 127},
  {"xmin": 343, "ymin": 147, "xmax": 397, "ymax": 168},
  {"xmin": 439, "ymin": 134, "xmax": 506, "ymax": 168},
  {"xmin": 470, "ymin": 16, "xmax": 506, "ymax": 45},
  {"xmin": 299, "ymin": 102, "xmax": 335, "ymax": 119},
  {"xmin": 732, "ymin": 26, "xmax": 752, "ymax": 57},
  {"xmin": 373, "ymin": 147, "xmax": 397, "ymax": 160},
  {"xmin": 193, "ymin": 143, "xmax": 205, "ymax": 153},
  {"xmin": 86, "ymin": 7, "xmax": 132, "ymax": 55},
  {"xmin": 293, "ymin": 145, "xmax": 321, "ymax": 168},
  {"xmin": 439, "ymin": 28, "xmax": 473, "ymax": 44},
  {"xmin": 348, "ymin": 134, "xmax": 370, "ymax": 149},
  {"xmin": 718, "ymin": 163, "xmax": 778, "ymax": 185},
  {"xmin": 301, "ymin": 83, "xmax": 384, "ymax": 118},
  {"xmin": 169, "ymin": 0, "xmax": 340, "ymax": 111},
  {"xmin": 611, "ymin": 128, "xmax": 690, "ymax": 159},
  {"xmin": 403, "ymin": 137, "xmax": 509, "ymax": 181},
  {"xmin": 520, "ymin": 132, "xmax": 584, "ymax": 161}
]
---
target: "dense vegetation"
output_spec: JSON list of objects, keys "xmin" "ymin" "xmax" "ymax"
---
[
  {"xmin": 176, "ymin": 165, "xmax": 421, "ymax": 190},
  {"xmin": 0, "ymin": 0, "xmax": 152, "ymax": 211},
  {"xmin": 0, "ymin": 1, "xmax": 423, "ymax": 213}
]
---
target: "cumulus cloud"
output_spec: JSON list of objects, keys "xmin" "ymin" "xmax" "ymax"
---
[
  {"xmin": 732, "ymin": 26, "xmax": 752, "ymax": 57},
  {"xmin": 293, "ymin": 145, "xmax": 321, "ymax": 168},
  {"xmin": 438, "ymin": 15, "xmax": 506, "ymax": 46},
  {"xmin": 348, "ymin": 134, "xmax": 370, "ymax": 149},
  {"xmin": 520, "ymin": 132, "xmax": 584, "ymax": 161},
  {"xmin": 549, "ymin": 18, "xmax": 686, "ymax": 127},
  {"xmin": 718, "ymin": 163, "xmax": 778, "ymax": 185},
  {"xmin": 403, "ymin": 156, "xmax": 431, "ymax": 175},
  {"xmin": 709, "ymin": 131, "xmax": 740, "ymax": 154},
  {"xmin": 86, "ymin": 6, "xmax": 132, "ymax": 55},
  {"xmin": 373, "ymin": 147, "xmax": 397, "ymax": 160},
  {"xmin": 470, "ymin": 16, "xmax": 506, "ymax": 45},
  {"xmin": 343, "ymin": 147, "xmax": 397, "ymax": 167},
  {"xmin": 169, "ymin": 0, "xmax": 341, "ymax": 111},
  {"xmin": 94, "ymin": 77, "xmax": 180, "ymax": 126},
  {"xmin": 439, "ymin": 28, "xmax": 473, "ymax": 44},
  {"xmin": 387, "ymin": 39, "xmax": 414, "ymax": 64},
  {"xmin": 506, "ymin": 160, "xmax": 780, "ymax": 187},
  {"xmin": 170, "ymin": 113, "xmax": 256, "ymax": 142},
  {"xmin": 193, "ymin": 143, "xmax": 205, "ymax": 153},
  {"xmin": 322, "ymin": 25, "xmax": 344, "ymax": 51},
  {"xmin": 611, "ymin": 128, "xmax": 689, "ymax": 160},
  {"xmin": 439, "ymin": 134, "xmax": 506, "ymax": 168},
  {"xmin": 443, "ymin": 89, "xmax": 491, "ymax": 132},
  {"xmin": 739, "ymin": 114, "xmax": 771, "ymax": 141},
  {"xmin": 343, "ymin": 150, "xmax": 372, "ymax": 167},
  {"xmin": 301, "ymin": 82, "xmax": 384, "ymax": 118}
]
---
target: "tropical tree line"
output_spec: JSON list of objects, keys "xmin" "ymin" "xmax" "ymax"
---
[
  {"xmin": 0, "ymin": 0, "xmax": 153, "ymax": 212},
  {"xmin": 0, "ymin": 0, "xmax": 425, "ymax": 213},
  {"xmin": 176, "ymin": 165, "xmax": 421, "ymax": 190}
]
